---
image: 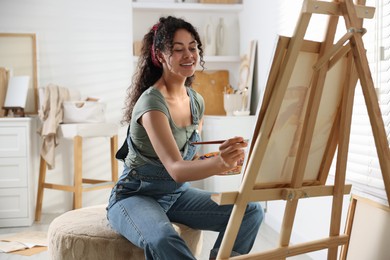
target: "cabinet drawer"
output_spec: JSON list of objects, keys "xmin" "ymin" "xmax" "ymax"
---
[
  {"xmin": 0, "ymin": 126, "xmax": 27, "ymax": 157},
  {"xmin": 0, "ymin": 188, "xmax": 28, "ymax": 218},
  {"xmin": 0, "ymin": 158, "xmax": 28, "ymax": 188}
]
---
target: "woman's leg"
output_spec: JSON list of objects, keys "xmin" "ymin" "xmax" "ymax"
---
[
  {"xmin": 167, "ymin": 187, "xmax": 264, "ymax": 258},
  {"xmin": 107, "ymin": 195, "xmax": 196, "ymax": 260}
]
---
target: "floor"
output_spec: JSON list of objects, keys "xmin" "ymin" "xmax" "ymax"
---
[{"xmin": 0, "ymin": 214, "xmax": 313, "ymax": 260}]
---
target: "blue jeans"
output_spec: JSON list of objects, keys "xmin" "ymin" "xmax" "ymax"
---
[{"xmin": 107, "ymin": 186, "xmax": 263, "ymax": 260}]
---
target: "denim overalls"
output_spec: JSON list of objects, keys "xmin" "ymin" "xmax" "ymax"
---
[
  {"xmin": 107, "ymin": 88, "xmax": 201, "ymax": 212},
  {"xmin": 107, "ymin": 88, "xmax": 263, "ymax": 260}
]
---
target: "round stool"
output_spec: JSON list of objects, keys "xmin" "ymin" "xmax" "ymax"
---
[{"xmin": 48, "ymin": 205, "xmax": 203, "ymax": 260}]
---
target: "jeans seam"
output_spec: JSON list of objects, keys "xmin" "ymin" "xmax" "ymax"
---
[{"xmin": 118, "ymin": 202, "xmax": 164, "ymax": 260}]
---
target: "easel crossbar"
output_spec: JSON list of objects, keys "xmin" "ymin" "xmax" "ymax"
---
[
  {"xmin": 230, "ymin": 235, "xmax": 349, "ymax": 260},
  {"xmin": 212, "ymin": 185, "xmax": 352, "ymax": 205},
  {"xmin": 303, "ymin": 0, "xmax": 374, "ymax": 19}
]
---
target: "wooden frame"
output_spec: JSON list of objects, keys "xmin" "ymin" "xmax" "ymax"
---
[
  {"xmin": 340, "ymin": 195, "xmax": 390, "ymax": 259},
  {"xmin": 0, "ymin": 33, "xmax": 38, "ymax": 115},
  {"xmin": 211, "ymin": 0, "xmax": 390, "ymax": 259}
]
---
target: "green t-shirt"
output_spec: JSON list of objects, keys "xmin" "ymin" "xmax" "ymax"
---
[{"xmin": 126, "ymin": 86, "xmax": 204, "ymax": 167}]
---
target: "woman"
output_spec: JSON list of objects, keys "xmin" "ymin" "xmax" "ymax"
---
[{"xmin": 107, "ymin": 16, "xmax": 263, "ymax": 260}]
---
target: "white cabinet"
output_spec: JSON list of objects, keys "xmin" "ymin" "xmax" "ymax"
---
[
  {"xmin": 200, "ymin": 115, "xmax": 256, "ymax": 192},
  {"xmin": 0, "ymin": 117, "xmax": 37, "ymax": 227},
  {"xmin": 131, "ymin": 2, "xmax": 243, "ymax": 86}
]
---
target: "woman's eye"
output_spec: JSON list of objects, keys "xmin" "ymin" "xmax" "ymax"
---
[{"xmin": 173, "ymin": 49, "xmax": 183, "ymax": 52}]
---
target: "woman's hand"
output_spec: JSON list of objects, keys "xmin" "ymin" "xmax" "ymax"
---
[{"xmin": 218, "ymin": 137, "xmax": 248, "ymax": 173}]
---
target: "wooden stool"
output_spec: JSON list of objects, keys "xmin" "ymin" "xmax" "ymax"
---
[{"xmin": 35, "ymin": 123, "xmax": 118, "ymax": 221}]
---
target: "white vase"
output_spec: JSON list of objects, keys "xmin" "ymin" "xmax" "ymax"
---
[
  {"xmin": 203, "ymin": 17, "xmax": 216, "ymax": 56},
  {"xmin": 216, "ymin": 17, "xmax": 226, "ymax": 56}
]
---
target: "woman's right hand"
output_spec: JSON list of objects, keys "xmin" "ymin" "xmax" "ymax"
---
[{"xmin": 218, "ymin": 137, "xmax": 248, "ymax": 171}]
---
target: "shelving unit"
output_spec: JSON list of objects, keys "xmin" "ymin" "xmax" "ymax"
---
[{"xmin": 131, "ymin": 1, "xmax": 243, "ymax": 86}]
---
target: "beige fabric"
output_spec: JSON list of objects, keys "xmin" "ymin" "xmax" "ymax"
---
[
  {"xmin": 48, "ymin": 205, "xmax": 203, "ymax": 260},
  {"xmin": 37, "ymin": 84, "xmax": 70, "ymax": 169}
]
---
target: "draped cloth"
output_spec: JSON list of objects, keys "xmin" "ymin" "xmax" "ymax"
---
[{"xmin": 37, "ymin": 84, "xmax": 70, "ymax": 169}]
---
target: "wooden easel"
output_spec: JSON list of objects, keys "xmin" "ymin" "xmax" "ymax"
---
[
  {"xmin": 2, "ymin": 106, "xmax": 25, "ymax": 117},
  {"xmin": 211, "ymin": 0, "xmax": 390, "ymax": 259}
]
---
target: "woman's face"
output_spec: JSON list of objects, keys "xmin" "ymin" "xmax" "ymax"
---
[{"xmin": 161, "ymin": 29, "xmax": 199, "ymax": 79}]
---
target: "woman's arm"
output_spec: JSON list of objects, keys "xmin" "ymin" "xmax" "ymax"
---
[{"xmin": 141, "ymin": 110, "xmax": 247, "ymax": 182}]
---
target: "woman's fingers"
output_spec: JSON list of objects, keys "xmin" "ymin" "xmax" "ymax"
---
[
  {"xmin": 219, "ymin": 136, "xmax": 246, "ymax": 150},
  {"xmin": 219, "ymin": 137, "xmax": 248, "ymax": 168}
]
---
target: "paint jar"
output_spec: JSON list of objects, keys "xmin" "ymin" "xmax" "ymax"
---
[{"xmin": 223, "ymin": 93, "xmax": 242, "ymax": 116}]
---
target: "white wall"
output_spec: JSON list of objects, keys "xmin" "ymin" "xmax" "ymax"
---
[
  {"xmin": 0, "ymin": 0, "xmax": 131, "ymax": 213},
  {"xmin": 240, "ymin": 1, "xmax": 350, "ymax": 259}
]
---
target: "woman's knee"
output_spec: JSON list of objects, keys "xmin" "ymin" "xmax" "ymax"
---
[
  {"xmin": 245, "ymin": 202, "xmax": 264, "ymax": 226},
  {"xmin": 148, "ymin": 222, "xmax": 179, "ymax": 246}
]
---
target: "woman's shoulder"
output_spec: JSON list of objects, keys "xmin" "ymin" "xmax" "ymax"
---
[
  {"xmin": 137, "ymin": 87, "xmax": 165, "ymax": 105},
  {"xmin": 140, "ymin": 86, "xmax": 163, "ymax": 99},
  {"xmin": 134, "ymin": 86, "xmax": 168, "ymax": 114}
]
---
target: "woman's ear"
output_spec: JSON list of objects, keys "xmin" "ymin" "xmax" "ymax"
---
[{"xmin": 156, "ymin": 51, "xmax": 165, "ymax": 65}]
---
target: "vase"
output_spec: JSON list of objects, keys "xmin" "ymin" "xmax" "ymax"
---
[
  {"xmin": 203, "ymin": 17, "xmax": 216, "ymax": 56},
  {"xmin": 216, "ymin": 17, "xmax": 226, "ymax": 56}
]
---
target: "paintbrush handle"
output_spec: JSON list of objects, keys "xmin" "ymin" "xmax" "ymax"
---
[
  {"xmin": 190, "ymin": 140, "xmax": 226, "ymax": 145},
  {"xmin": 191, "ymin": 139, "xmax": 249, "ymax": 145}
]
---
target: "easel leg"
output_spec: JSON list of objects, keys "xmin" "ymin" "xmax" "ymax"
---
[
  {"xmin": 342, "ymin": 0, "xmax": 390, "ymax": 202},
  {"xmin": 328, "ymin": 53, "xmax": 357, "ymax": 259},
  {"xmin": 35, "ymin": 156, "xmax": 47, "ymax": 222},
  {"xmin": 110, "ymin": 135, "xmax": 118, "ymax": 182},
  {"xmin": 279, "ymin": 200, "xmax": 299, "ymax": 248},
  {"xmin": 216, "ymin": 200, "xmax": 248, "ymax": 259},
  {"xmin": 73, "ymin": 136, "xmax": 82, "ymax": 209}
]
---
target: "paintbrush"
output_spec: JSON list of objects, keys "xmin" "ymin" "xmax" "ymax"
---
[{"xmin": 191, "ymin": 139, "xmax": 249, "ymax": 145}]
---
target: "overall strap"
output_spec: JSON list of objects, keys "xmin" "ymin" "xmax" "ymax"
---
[
  {"xmin": 187, "ymin": 87, "xmax": 200, "ymax": 127},
  {"xmin": 115, "ymin": 125, "xmax": 130, "ymax": 161}
]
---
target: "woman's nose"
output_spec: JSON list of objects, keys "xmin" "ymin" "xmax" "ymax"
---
[{"xmin": 184, "ymin": 48, "xmax": 193, "ymax": 58}]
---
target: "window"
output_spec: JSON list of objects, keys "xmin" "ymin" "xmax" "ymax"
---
[{"xmin": 344, "ymin": 0, "xmax": 390, "ymax": 205}]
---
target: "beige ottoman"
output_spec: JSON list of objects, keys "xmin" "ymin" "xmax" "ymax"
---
[{"xmin": 48, "ymin": 205, "xmax": 203, "ymax": 260}]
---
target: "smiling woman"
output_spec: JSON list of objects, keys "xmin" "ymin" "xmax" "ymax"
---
[{"xmin": 106, "ymin": 16, "xmax": 264, "ymax": 260}]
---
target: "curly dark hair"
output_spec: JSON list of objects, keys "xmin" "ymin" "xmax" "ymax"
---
[{"xmin": 122, "ymin": 16, "xmax": 205, "ymax": 124}]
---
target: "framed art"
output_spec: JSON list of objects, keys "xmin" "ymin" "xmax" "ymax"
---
[
  {"xmin": 340, "ymin": 195, "xmax": 390, "ymax": 260},
  {"xmin": 0, "ymin": 33, "xmax": 38, "ymax": 115}
]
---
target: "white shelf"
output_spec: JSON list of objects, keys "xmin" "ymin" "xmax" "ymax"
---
[
  {"xmin": 133, "ymin": 55, "xmax": 240, "ymax": 63},
  {"xmin": 132, "ymin": 2, "xmax": 243, "ymax": 12}
]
